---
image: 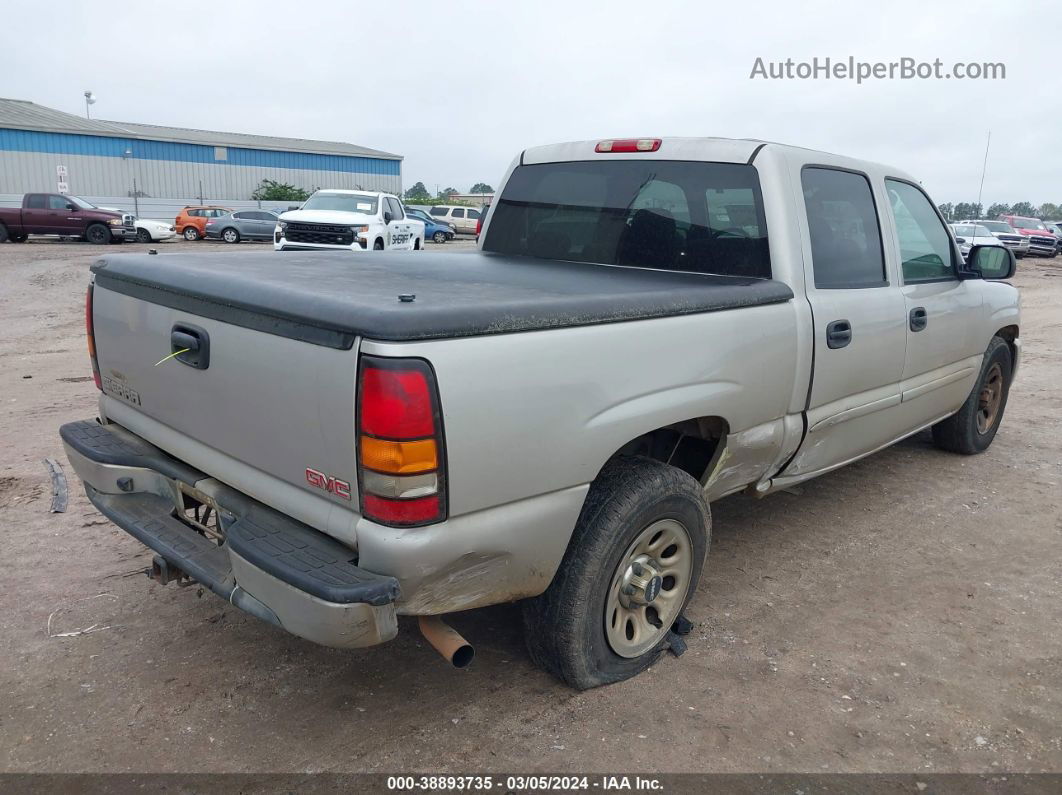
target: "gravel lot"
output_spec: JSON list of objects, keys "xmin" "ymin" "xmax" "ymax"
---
[{"xmin": 1, "ymin": 238, "xmax": 1060, "ymax": 774}]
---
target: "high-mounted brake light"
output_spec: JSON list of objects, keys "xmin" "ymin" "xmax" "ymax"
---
[
  {"xmin": 357, "ymin": 356, "xmax": 446, "ymax": 527},
  {"xmin": 596, "ymin": 138, "xmax": 661, "ymax": 153},
  {"xmin": 85, "ymin": 284, "xmax": 102, "ymax": 391}
]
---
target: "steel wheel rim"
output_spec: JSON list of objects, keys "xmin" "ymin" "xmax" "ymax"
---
[
  {"xmin": 977, "ymin": 362, "xmax": 1004, "ymax": 434},
  {"xmin": 604, "ymin": 518, "xmax": 693, "ymax": 658}
]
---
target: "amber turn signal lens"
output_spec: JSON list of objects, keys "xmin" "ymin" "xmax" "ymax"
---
[{"xmin": 360, "ymin": 436, "xmax": 437, "ymax": 475}]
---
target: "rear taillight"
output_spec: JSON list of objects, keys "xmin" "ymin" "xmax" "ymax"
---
[
  {"xmin": 475, "ymin": 216, "xmax": 483, "ymax": 237},
  {"xmin": 595, "ymin": 138, "xmax": 661, "ymax": 153},
  {"xmin": 357, "ymin": 356, "xmax": 446, "ymax": 526},
  {"xmin": 85, "ymin": 284, "xmax": 102, "ymax": 391}
]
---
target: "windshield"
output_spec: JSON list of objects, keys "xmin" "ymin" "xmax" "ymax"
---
[
  {"xmin": 482, "ymin": 160, "xmax": 771, "ymax": 278},
  {"xmin": 979, "ymin": 221, "xmax": 1012, "ymax": 233},
  {"xmin": 1012, "ymin": 217, "xmax": 1045, "ymax": 230},
  {"xmin": 300, "ymin": 192, "xmax": 378, "ymax": 215},
  {"xmin": 69, "ymin": 196, "xmax": 96, "ymax": 209}
]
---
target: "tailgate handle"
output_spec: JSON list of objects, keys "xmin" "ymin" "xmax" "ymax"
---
[{"xmin": 170, "ymin": 324, "xmax": 210, "ymax": 370}]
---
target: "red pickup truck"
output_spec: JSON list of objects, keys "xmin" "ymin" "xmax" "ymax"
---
[{"xmin": 0, "ymin": 193, "xmax": 136, "ymax": 244}]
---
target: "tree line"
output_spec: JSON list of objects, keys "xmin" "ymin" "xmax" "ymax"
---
[
  {"xmin": 402, "ymin": 182, "xmax": 494, "ymax": 203},
  {"xmin": 937, "ymin": 201, "xmax": 1062, "ymax": 222}
]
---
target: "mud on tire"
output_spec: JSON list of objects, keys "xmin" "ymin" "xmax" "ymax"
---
[{"xmin": 932, "ymin": 336, "xmax": 1013, "ymax": 455}]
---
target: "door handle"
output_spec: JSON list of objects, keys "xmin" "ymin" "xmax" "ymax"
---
[
  {"xmin": 826, "ymin": 319, "xmax": 852, "ymax": 349},
  {"xmin": 170, "ymin": 323, "xmax": 210, "ymax": 369},
  {"xmin": 909, "ymin": 306, "xmax": 928, "ymax": 332}
]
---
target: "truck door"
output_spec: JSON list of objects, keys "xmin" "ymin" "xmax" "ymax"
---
[
  {"xmin": 883, "ymin": 179, "xmax": 984, "ymax": 426},
  {"xmin": 21, "ymin": 194, "xmax": 53, "ymax": 233},
  {"xmin": 781, "ymin": 166, "xmax": 908, "ymax": 479},
  {"xmin": 48, "ymin": 194, "xmax": 82, "ymax": 236},
  {"xmin": 385, "ymin": 197, "xmax": 413, "ymax": 249}
]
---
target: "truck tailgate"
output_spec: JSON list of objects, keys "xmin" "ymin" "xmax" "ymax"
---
[{"xmin": 90, "ymin": 283, "xmax": 361, "ymax": 537}]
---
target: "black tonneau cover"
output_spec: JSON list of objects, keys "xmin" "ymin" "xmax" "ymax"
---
[{"xmin": 91, "ymin": 250, "xmax": 793, "ymax": 349}]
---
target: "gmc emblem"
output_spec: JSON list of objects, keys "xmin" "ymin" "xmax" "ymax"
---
[{"xmin": 305, "ymin": 468, "xmax": 352, "ymax": 500}]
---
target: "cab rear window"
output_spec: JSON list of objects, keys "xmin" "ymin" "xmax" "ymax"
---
[{"xmin": 482, "ymin": 161, "xmax": 771, "ymax": 279}]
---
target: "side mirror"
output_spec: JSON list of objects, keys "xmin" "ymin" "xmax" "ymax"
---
[
  {"xmin": 383, "ymin": 211, "xmax": 393, "ymax": 223},
  {"xmin": 963, "ymin": 245, "xmax": 1016, "ymax": 281},
  {"xmin": 67, "ymin": 204, "xmax": 77, "ymax": 211}
]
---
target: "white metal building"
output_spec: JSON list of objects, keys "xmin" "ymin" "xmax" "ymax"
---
[{"xmin": 0, "ymin": 98, "xmax": 402, "ymax": 202}]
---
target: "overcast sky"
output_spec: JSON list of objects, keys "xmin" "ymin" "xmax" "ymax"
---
[{"xmin": 2, "ymin": 0, "xmax": 1057, "ymax": 205}]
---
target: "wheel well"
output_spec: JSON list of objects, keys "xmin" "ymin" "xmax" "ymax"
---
[
  {"xmin": 608, "ymin": 416, "xmax": 729, "ymax": 483},
  {"xmin": 995, "ymin": 325, "xmax": 1019, "ymax": 362}
]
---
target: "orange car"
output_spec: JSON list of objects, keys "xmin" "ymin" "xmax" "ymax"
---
[{"xmin": 175, "ymin": 206, "xmax": 232, "ymax": 240}]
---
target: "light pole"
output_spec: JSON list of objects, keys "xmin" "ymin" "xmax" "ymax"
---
[{"xmin": 84, "ymin": 91, "xmax": 96, "ymax": 119}]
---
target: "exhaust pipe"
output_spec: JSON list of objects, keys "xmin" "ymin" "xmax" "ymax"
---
[{"xmin": 418, "ymin": 615, "xmax": 475, "ymax": 668}]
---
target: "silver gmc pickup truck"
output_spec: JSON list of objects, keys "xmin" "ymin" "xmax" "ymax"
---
[{"xmin": 62, "ymin": 137, "xmax": 1020, "ymax": 689}]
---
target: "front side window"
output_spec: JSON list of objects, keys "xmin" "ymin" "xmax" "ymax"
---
[
  {"xmin": 482, "ymin": 160, "xmax": 771, "ymax": 278},
  {"xmin": 429, "ymin": 207, "xmax": 447, "ymax": 216},
  {"xmin": 451, "ymin": 208, "xmax": 465, "ymax": 218},
  {"xmin": 48, "ymin": 195, "xmax": 71, "ymax": 210},
  {"xmin": 886, "ymin": 179, "xmax": 955, "ymax": 282},
  {"xmin": 802, "ymin": 167, "xmax": 886, "ymax": 288}
]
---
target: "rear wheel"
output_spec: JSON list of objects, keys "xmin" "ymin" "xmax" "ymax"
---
[
  {"xmin": 135, "ymin": 228, "xmax": 152, "ymax": 243},
  {"xmin": 222, "ymin": 227, "xmax": 240, "ymax": 244},
  {"xmin": 85, "ymin": 224, "xmax": 110, "ymax": 245},
  {"xmin": 0, "ymin": 224, "xmax": 9, "ymax": 243},
  {"xmin": 183, "ymin": 226, "xmax": 199, "ymax": 241},
  {"xmin": 932, "ymin": 336, "xmax": 1012, "ymax": 454},
  {"xmin": 373, "ymin": 238, "xmax": 384, "ymax": 250},
  {"xmin": 522, "ymin": 456, "xmax": 709, "ymax": 689},
  {"xmin": 433, "ymin": 231, "xmax": 447, "ymax": 244}
]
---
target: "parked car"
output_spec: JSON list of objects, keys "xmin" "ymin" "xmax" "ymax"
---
[
  {"xmin": 429, "ymin": 204, "xmax": 483, "ymax": 234},
  {"xmin": 275, "ymin": 190, "xmax": 424, "ymax": 251},
  {"xmin": 949, "ymin": 223, "xmax": 1004, "ymax": 260},
  {"xmin": 405, "ymin": 206, "xmax": 456, "ymax": 234},
  {"xmin": 959, "ymin": 219, "xmax": 1030, "ymax": 258},
  {"xmin": 998, "ymin": 214, "xmax": 1057, "ymax": 257},
  {"xmin": 204, "ymin": 210, "xmax": 279, "ymax": 243},
  {"xmin": 175, "ymin": 206, "xmax": 233, "ymax": 241},
  {"xmin": 134, "ymin": 218, "xmax": 177, "ymax": 243},
  {"xmin": 1045, "ymin": 222, "xmax": 1062, "ymax": 253},
  {"xmin": 0, "ymin": 193, "xmax": 135, "ymax": 244},
  {"xmin": 64, "ymin": 136, "xmax": 1019, "ymax": 690}
]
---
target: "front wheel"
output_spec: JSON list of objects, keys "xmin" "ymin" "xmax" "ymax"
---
[
  {"xmin": 85, "ymin": 224, "xmax": 110, "ymax": 245},
  {"xmin": 135, "ymin": 228, "xmax": 152, "ymax": 243},
  {"xmin": 373, "ymin": 238, "xmax": 384, "ymax": 250},
  {"xmin": 433, "ymin": 231, "xmax": 447, "ymax": 244},
  {"xmin": 932, "ymin": 336, "xmax": 1012, "ymax": 454},
  {"xmin": 222, "ymin": 227, "xmax": 240, "ymax": 244},
  {"xmin": 183, "ymin": 226, "xmax": 200, "ymax": 241},
  {"xmin": 522, "ymin": 456, "xmax": 709, "ymax": 689}
]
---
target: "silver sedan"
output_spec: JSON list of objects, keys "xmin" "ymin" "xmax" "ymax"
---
[{"xmin": 204, "ymin": 210, "xmax": 280, "ymax": 243}]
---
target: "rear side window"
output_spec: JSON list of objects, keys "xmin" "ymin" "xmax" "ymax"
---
[
  {"xmin": 483, "ymin": 160, "xmax": 771, "ymax": 278},
  {"xmin": 468, "ymin": 209, "xmax": 481, "ymax": 219},
  {"xmin": 26, "ymin": 195, "xmax": 46, "ymax": 209},
  {"xmin": 801, "ymin": 167, "xmax": 886, "ymax": 289},
  {"xmin": 886, "ymin": 180, "xmax": 955, "ymax": 282}
]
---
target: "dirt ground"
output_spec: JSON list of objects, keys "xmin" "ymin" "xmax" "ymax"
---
[{"xmin": 1, "ymin": 237, "xmax": 1060, "ymax": 775}]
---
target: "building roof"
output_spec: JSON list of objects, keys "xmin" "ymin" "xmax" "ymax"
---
[{"xmin": 0, "ymin": 97, "xmax": 401, "ymax": 160}]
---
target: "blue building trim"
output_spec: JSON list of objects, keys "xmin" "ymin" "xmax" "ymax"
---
[{"xmin": 0, "ymin": 128, "xmax": 401, "ymax": 176}]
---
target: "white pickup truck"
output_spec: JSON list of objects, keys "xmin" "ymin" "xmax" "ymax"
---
[
  {"xmin": 274, "ymin": 189, "xmax": 424, "ymax": 252},
  {"xmin": 62, "ymin": 137, "xmax": 1019, "ymax": 689}
]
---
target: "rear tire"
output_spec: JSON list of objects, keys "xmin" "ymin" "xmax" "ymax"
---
[
  {"xmin": 0, "ymin": 223, "xmax": 9, "ymax": 243},
  {"xmin": 135, "ymin": 228, "xmax": 152, "ymax": 243},
  {"xmin": 85, "ymin": 223, "xmax": 110, "ymax": 245},
  {"xmin": 222, "ymin": 227, "xmax": 240, "ymax": 244},
  {"xmin": 373, "ymin": 238, "xmax": 384, "ymax": 250},
  {"xmin": 433, "ymin": 231, "xmax": 447, "ymax": 244},
  {"xmin": 183, "ymin": 226, "xmax": 200, "ymax": 241},
  {"xmin": 932, "ymin": 336, "xmax": 1012, "ymax": 455},
  {"xmin": 522, "ymin": 456, "xmax": 710, "ymax": 690}
]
